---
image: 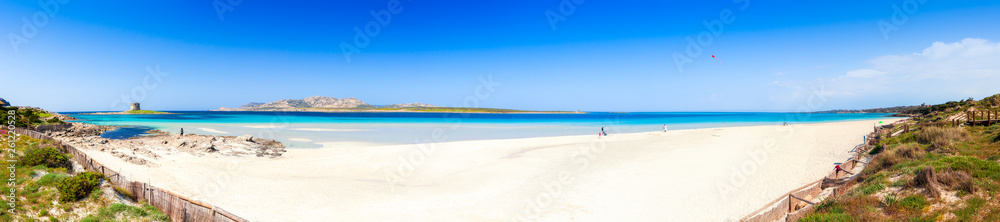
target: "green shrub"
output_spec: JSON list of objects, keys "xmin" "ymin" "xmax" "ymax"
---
[
  {"xmin": 114, "ymin": 187, "xmax": 135, "ymax": 201},
  {"xmin": 900, "ymin": 195, "xmax": 928, "ymax": 212},
  {"xmin": 45, "ymin": 117, "xmax": 62, "ymax": 124},
  {"xmin": 883, "ymin": 194, "xmax": 898, "ymax": 208},
  {"xmin": 859, "ymin": 182, "xmax": 885, "ymax": 195},
  {"xmin": 799, "ymin": 212, "xmax": 854, "ymax": 222},
  {"xmin": 57, "ymin": 172, "xmax": 103, "ymax": 202},
  {"xmin": 915, "ymin": 127, "xmax": 967, "ymax": 149},
  {"xmin": 93, "ymin": 203, "xmax": 169, "ymax": 221},
  {"xmin": 868, "ymin": 144, "xmax": 884, "ymax": 155},
  {"xmin": 955, "ymin": 198, "xmax": 985, "ymax": 221},
  {"xmin": 36, "ymin": 173, "xmax": 69, "ymax": 187},
  {"xmin": 90, "ymin": 189, "xmax": 103, "ymax": 201},
  {"xmin": 143, "ymin": 203, "xmax": 170, "ymax": 221},
  {"xmin": 937, "ymin": 156, "xmax": 1000, "ymax": 180},
  {"xmin": 80, "ymin": 216, "xmax": 99, "ymax": 222},
  {"xmin": 19, "ymin": 147, "xmax": 70, "ymax": 168}
]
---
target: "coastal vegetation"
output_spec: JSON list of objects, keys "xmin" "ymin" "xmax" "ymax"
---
[
  {"xmin": 0, "ymin": 106, "xmax": 64, "ymax": 127},
  {"xmin": 0, "ymin": 135, "xmax": 169, "ymax": 221},
  {"xmin": 801, "ymin": 94, "xmax": 1000, "ymax": 221},
  {"xmin": 815, "ymin": 105, "xmax": 923, "ymax": 114}
]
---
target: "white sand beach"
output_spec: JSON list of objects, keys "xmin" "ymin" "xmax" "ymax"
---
[
  {"xmin": 79, "ymin": 118, "xmax": 899, "ymax": 221},
  {"xmin": 293, "ymin": 128, "xmax": 372, "ymax": 132},
  {"xmin": 197, "ymin": 127, "xmax": 228, "ymax": 134}
]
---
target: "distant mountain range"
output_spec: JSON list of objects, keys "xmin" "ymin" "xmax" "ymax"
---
[{"xmin": 217, "ymin": 96, "xmax": 437, "ymax": 111}]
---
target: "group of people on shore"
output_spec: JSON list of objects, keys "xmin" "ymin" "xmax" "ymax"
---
[{"xmin": 600, "ymin": 122, "xmax": 797, "ymax": 138}]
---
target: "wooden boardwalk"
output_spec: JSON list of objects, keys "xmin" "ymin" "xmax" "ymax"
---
[{"xmin": 966, "ymin": 109, "xmax": 999, "ymax": 126}]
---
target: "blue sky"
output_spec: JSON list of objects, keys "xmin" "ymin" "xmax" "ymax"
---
[{"xmin": 1, "ymin": 1, "xmax": 999, "ymax": 112}]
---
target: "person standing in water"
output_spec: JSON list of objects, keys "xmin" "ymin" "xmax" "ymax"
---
[
  {"xmin": 180, "ymin": 128, "xmax": 184, "ymax": 136},
  {"xmin": 663, "ymin": 124, "xmax": 668, "ymax": 132}
]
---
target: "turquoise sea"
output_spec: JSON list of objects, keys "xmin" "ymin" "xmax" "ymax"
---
[{"xmin": 62, "ymin": 111, "xmax": 899, "ymax": 148}]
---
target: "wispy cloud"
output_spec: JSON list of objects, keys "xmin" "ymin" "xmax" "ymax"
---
[
  {"xmin": 772, "ymin": 38, "xmax": 1000, "ymax": 109},
  {"xmin": 844, "ymin": 69, "xmax": 887, "ymax": 78},
  {"xmin": 844, "ymin": 38, "xmax": 1000, "ymax": 80}
]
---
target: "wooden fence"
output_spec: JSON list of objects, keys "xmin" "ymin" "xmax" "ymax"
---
[
  {"xmin": 741, "ymin": 124, "xmax": 892, "ymax": 222},
  {"xmin": 14, "ymin": 128, "xmax": 249, "ymax": 222},
  {"xmin": 966, "ymin": 109, "xmax": 999, "ymax": 126}
]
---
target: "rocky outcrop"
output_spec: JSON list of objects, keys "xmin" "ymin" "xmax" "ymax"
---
[
  {"xmin": 239, "ymin": 102, "xmax": 265, "ymax": 109},
  {"xmin": 37, "ymin": 122, "xmax": 115, "ymax": 137},
  {"xmin": 219, "ymin": 96, "xmax": 373, "ymax": 111},
  {"xmin": 217, "ymin": 96, "xmax": 440, "ymax": 111},
  {"xmin": 42, "ymin": 123, "xmax": 286, "ymax": 167},
  {"xmin": 0, "ymin": 97, "xmax": 8, "ymax": 107}
]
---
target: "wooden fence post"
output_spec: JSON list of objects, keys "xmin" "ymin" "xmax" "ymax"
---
[{"xmin": 787, "ymin": 195, "xmax": 793, "ymax": 213}]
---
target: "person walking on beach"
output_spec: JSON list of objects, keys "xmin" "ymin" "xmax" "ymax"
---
[
  {"xmin": 601, "ymin": 127, "xmax": 607, "ymax": 136},
  {"xmin": 663, "ymin": 124, "xmax": 668, "ymax": 132},
  {"xmin": 180, "ymin": 128, "xmax": 184, "ymax": 136},
  {"xmin": 835, "ymin": 164, "xmax": 853, "ymax": 176}
]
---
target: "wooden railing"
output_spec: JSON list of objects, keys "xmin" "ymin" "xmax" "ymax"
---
[
  {"xmin": 741, "ymin": 124, "xmax": 892, "ymax": 222},
  {"xmin": 966, "ymin": 109, "xmax": 999, "ymax": 126}
]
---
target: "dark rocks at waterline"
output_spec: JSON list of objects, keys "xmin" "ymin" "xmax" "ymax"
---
[
  {"xmin": 36, "ymin": 122, "xmax": 115, "ymax": 137},
  {"xmin": 99, "ymin": 125, "xmax": 156, "ymax": 139}
]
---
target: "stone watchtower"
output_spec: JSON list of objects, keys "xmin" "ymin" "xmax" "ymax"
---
[{"xmin": 129, "ymin": 103, "xmax": 141, "ymax": 111}]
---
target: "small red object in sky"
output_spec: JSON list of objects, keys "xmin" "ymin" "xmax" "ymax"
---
[{"xmin": 712, "ymin": 55, "xmax": 722, "ymax": 63}]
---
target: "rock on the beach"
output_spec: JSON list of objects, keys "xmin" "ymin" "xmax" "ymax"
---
[
  {"xmin": 237, "ymin": 134, "xmax": 254, "ymax": 142},
  {"xmin": 46, "ymin": 121, "xmax": 287, "ymax": 167}
]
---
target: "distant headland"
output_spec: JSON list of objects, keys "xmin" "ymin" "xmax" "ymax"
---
[{"xmin": 215, "ymin": 96, "xmax": 580, "ymax": 114}]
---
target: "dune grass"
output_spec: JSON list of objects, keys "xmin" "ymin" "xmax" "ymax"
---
[
  {"xmin": 0, "ymin": 135, "xmax": 169, "ymax": 221},
  {"xmin": 802, "ymin": 94, "xmax": 1000, "ymax": 221}
]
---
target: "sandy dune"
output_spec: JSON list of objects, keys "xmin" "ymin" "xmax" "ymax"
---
[{"xmin": 79, "ymin": 118, "xmax": 899, "ymax": 221}]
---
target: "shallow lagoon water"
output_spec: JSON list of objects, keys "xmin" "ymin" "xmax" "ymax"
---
[{"xmin": 64, "ymin": 111, "xmax": 899, "ymax": 148}]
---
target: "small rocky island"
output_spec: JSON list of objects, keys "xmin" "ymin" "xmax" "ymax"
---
[{"xmin": 83, "ymin": 102, "xmax": 176, "ymax": 115}]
